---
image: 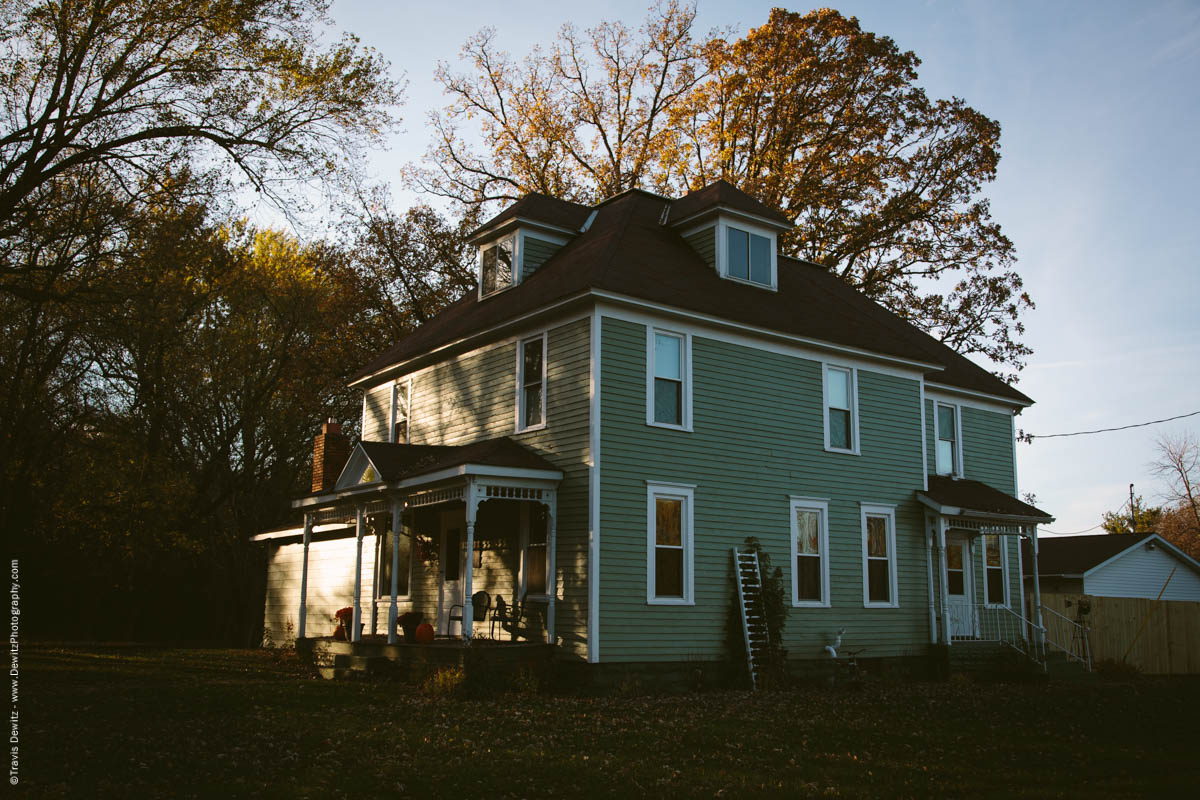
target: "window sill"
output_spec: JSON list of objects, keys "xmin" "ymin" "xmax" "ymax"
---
[
  {"xmin": 792, "ymin": 600, "xmax": 831, "ymax": 609},
  {"xmin": 647, "ymin": 598, "xmax": 694, "ymax": 606},
  {"xmin": 373, "ymin": 596, "xmax": 412, "ymax": 604},
  {"xmin": 824, "ymin": 445, "xmax": 860, "ymax": 456},
  {"xmin": 478, "ymin": 283, "xmax": 517, "ymax": 301},
  {"xmin": 515, "ymin": 422, "xmax": 548, "ymax": 434},
  {"xmin": 863, "ymin": 601, "xmax": 899, "ymax": 609},
  {"xmin": 721, "ymin": 274, "xmax": 778, "ymax": 292},
  {"xmin": 648, "ymin": 421, "xmax": 693, "ymax": 432}
]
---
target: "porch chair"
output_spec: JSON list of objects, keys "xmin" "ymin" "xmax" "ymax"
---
[
  {"xmin": 490, "ymin": 595, "xmax": 524, "ymax": 641},
  {"xmin": 449, "ymin": 590, "xmax": 490, "ymax": 634}
]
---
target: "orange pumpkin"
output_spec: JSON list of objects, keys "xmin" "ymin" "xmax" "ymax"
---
[{"xmin": 415, "ymin": 623, "xmax": 435, "ymax": 644}]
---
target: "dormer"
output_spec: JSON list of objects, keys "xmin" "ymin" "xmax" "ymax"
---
[
  {"xmin": 667, "ymin": 180, "xmax": 793, "ymax": 291},
  {"xmin": 467, "ymin": 193, "xmax": 593, "ymax": 300}
]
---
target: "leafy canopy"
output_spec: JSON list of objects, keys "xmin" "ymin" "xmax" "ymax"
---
[{"xmin": 416, "ymin": 4, "xmax": 1032, "ymax": 378}]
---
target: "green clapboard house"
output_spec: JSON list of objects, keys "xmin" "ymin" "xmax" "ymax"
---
[{"xmin": 258, "ymin": 180, "xmax": 1078, "ymax": 682}]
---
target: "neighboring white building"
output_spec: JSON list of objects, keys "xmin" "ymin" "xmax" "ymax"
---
[{"xmin": 1023, "ymin": 533, "xmax": 1200, "ymax": 601}]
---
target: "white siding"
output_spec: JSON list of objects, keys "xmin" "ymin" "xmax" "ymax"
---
[
  {"xmin": 1085, "ymin": 543, "xmax": 1200, "ymax": 601},
  {"xmin": 262, "ymin": 532, "xmax": 387, "ymax": 645}
]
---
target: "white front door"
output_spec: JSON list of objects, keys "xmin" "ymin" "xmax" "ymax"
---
[
  {"xmin": 437, "ymin": 510, "xmax": 465, "ymax": 636},
  {"xmin": 946, "ymin": 535, "xmax": 976, "ymax": 638}
]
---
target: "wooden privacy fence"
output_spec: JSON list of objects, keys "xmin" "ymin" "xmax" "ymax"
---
[{"xmin": 1040, "ymin": 592, "xmax": 1200, "ymax": 674}]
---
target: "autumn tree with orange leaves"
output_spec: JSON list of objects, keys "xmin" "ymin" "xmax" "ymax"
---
[{"xmin": 416, "ymin": 4, "xmax": 1033, "ymax": 379}]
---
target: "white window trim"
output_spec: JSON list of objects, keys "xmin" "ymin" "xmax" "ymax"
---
[
  {"xmin": 518, "ymin": 502, "xmax": 550, "ymax": 601},
  {"xmin": 981, "ymin": 533, "xmax": 1010, "ymax": 608},
  {"xmin": 646, "ymin": 327, "xmax": 693, "ymax": 432},
  {"xmin": 390, "ymin": 378, "xmax": 412, "ymax": 444},
  {"xmin": 823, "ymin": 364, "xmax": 860, "ymax": 455},
  {"xmin": 860, "ymin": 503, "xmax": 899, "ymax": 608},
  {"xmin": 477, "ymin": 233, "xmax": 519, "ymax": 300},
  {"xmin": 715, "ymin": 218, "xmax": 778, "ymax": 291},
  {"xmin": 789, "ymin": 496, "xmax": 831, "ymax": 608},
  {"xmin": 514, "ymin": 331, "xmax": 549, "ymax": 433},
  {"xmin": 646, "ymin": 481, "xmax": 696, "ymax": 605},
  {"xmin": 934, "ymin": 401, "xmax": 964, "ymax": 477}
]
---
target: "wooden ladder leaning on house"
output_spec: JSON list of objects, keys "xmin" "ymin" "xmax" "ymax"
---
[{"xmin": 733, "ymin": 547, "xmax": 769, "ymax": 690}]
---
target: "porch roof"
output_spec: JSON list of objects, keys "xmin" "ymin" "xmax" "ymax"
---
[
  {"xmin": 292, "ymin": 437, "xmax": 563, "ymax": 510},
  {"xmin": 917, "ymin": 476, "xmax": 1054, "ymax": 524}
]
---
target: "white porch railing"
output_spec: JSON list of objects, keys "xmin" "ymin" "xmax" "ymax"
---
[
  {"xmin": 951, "ymin": 603, "xmax": 1047, "ymax": 667},
  {"xmin": 1040, "ymin": 605, "xmax": 1092, "ymax": 669}
]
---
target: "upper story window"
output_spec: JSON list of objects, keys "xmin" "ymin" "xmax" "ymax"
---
[
  {"xmin": 480, "ymin": 235, "xmax": 515, "ymax": 297},
  {"xmin": 717, "ymin": 221, "xmax": 777, "ymax": 289},
  {"xmin": 824, "ymin": 364, "xmax": 859, "ymax": 454},
  {"xmin": 516, "ymin": 333, "xmax": 547, "ymax": 432},
  {"xmin": 647, "ymin": 328, "xmax": 692, "ymax": 430},
  {"xmin": 935, "ymin": 402, "xmax": 961, "ymax": 476},
  {"xmin": 391, "ymin": 379, "xmax": 411, "ymax": 444},
  {"xmin": 790, "ymin": 497, "xmax": 830, "ymax": 607},
  {"xmin": 646, "ymin": 482, "xmax": 695, "ymax": 605}
]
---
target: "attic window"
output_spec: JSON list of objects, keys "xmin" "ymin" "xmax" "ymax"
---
[
  {"xmin": 480, "ymin": 236, "xmax": 515, "ymax": 296},
  {"xmin": 717, "ymin": 221, "xmax": 777, "ymax": 290}
]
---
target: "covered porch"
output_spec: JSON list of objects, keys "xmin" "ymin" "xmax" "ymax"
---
[
  {"xmin": 291, "ymin": 438, "xmax": 563, "ymax": 650},
  {"xmin": 918, "ymin": 476, "xmax": 1088, "ymax": 668}
]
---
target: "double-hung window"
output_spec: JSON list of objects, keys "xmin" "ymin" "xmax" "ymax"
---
[
  {"xmin": 522, "ymin": 504, "xmax": 549, "ymax": 597},
  {"xmin": 648, "ymin": 329, "xmax": 691, "ymax": 429},
  {"xmin": 935, "ymin": 402, "xmax": 960, "ymax": 476},
  {"xmin": 391, "ymin": 379, "xmax": 410, "ymax": 444},
  {"xmin": 516, "ymin": 333, "xmax": 547, "ymax": 431},
  {"xmin": 480, "ymin": 236, "xmax": 515, "ymax": 297},
  {"xmin": 790, "ymin": 497, "xmax": 830, "ymax": 606},
  {"xmin": 861, "ymin": 504, "xmax": 898, "ymax": 607},
  {"xmin": 824, "ymin": 365, "xmax": 858, "ymax": 453},
  {"xmin": 984, "ymin": 534, "xmax": 1007, "ymax": 606},
  {"xmin": 646, "ymin": 482, "xmax": 694, "ymax": 604}
]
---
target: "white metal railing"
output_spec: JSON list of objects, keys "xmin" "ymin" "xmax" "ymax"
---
[
  {"xmin": 1039, "ymin": 605, "xmax": 1092, "ymax": 670},
  {"xmin": 951, "ymin": 603, "xmax": 1047, "ymax": 667}
]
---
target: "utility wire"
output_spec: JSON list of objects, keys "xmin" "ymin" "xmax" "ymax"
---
[
  {"xmin": 1020, "ymin": 410, "xmax": 1200, "ymax": 442},
  {"xmin": 1040, "ymin": 523, "xmax": 1104, "ymax": 535}
]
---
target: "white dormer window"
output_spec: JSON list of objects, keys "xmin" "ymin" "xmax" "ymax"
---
[
  {"xmin": 717, "ymin": 220, "xmax": 777, "ymax": 289},
  {"xmin": 479, "ymin": 235, "xmax": 516, "ymax": 297}
]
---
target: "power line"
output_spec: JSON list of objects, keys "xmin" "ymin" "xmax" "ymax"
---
[
  {"xmin": 1040, "ymin": 523, "xmax": 1104, "ymax": 535},
  {"xmin": 1020, "ymin": 410, "xmax": 1200, "ymax": 442}
]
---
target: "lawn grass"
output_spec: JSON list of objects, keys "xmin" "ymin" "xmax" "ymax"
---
[{"xmin": 23, "ymin": 645, "xmax": 1200, "ymax": 798}]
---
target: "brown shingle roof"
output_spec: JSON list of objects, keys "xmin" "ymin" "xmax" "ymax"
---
[
  {"xmin": 920, "ymin": 476, "xmax": 1052, "ymax": 519},
  {"xmin": 469, "ymin": 192, "xmax": 593, "ymax": 240},
  {"xmin": 358, "ymin": 438, "xmax": 560, "ymax": 482},
  {"xmin": 1021, "ymin": 533, "xmax": 1154, "ymax": 576},
  {"xmin": 352, "ymin": 185, "xmax": 1031, "ymax": 405},
  {"xmin": 667, "ymin": 179, "xmax": 792, "ymax": 227}
]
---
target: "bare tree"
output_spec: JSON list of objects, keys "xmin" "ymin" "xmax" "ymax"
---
[{"xmin": 1151, "ymin": 432, "xmax": 1200, "ymax": 532}]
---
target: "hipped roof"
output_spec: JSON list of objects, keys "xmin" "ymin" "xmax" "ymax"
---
[{"xmin": 353, "ymin": 183, "xmax": 1031, "ymax": 406}]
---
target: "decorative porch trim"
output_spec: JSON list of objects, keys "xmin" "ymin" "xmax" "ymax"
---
[{"xmin": 407, "ymin": 486, "xmax": 464, "ymax": 508}]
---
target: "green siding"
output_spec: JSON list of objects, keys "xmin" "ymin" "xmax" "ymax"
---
[
  {"xmin": 599, "ymin": 317, "xmax": 930, "ymax": 663},
  {"xmin": 961, "ymin": 407, "xmax": 1016, "ymax": 495},
  {"xmin": 361, "ymin": 317, "xmax": 591, "ymax": 660},
  {"xmin": 521, "ymin": 236, "xmax": 564, "ymax": 281},
  {"xmin": 683, "ymin": 226, "xmax": 716, "ymax": 269}
]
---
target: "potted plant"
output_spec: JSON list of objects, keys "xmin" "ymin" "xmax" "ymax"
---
[
  {"xmin": 397, "ymin": 611, "xmax": 424, "ymax": 643},
  {"xmin": 333, "ymin": 607, "xmax": 354, "ymax": 640}
]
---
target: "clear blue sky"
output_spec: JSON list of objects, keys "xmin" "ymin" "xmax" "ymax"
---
[{"xmin": 323, "ymin": 0, "xmax": 1200, "ymax": 535}]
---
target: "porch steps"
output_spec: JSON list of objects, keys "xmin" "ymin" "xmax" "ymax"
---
[
  {"xmin": 733, "ymin": 548, "xmax": 769, "ymax": 690},
  {"xmin": 947, "ymin": 640, "xmax": 1031, "ymax": 675}
]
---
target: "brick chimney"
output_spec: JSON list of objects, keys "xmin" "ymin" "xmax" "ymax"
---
[{"xmin": 312, "ymin": 420, "xmax": 350, "ymax": 493}]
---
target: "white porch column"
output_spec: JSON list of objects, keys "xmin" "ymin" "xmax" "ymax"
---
[
  {"xmin": 387, "ymin": 497, "xmax": 402, "ymax": 644},
  {"xmin": 936, "ymin": 516, "xmax": 951, "ymax": 644},
  {"xmin": 1030, "ymin": 525, "xmax": 1044, "ymax": 646},
  {"xmin": 546, "ymin": 491, "xmax": 557, "ymax": 645},
  {"xmin": 297, "ymin": 514, "xmax": 312, "ymax": 639},
  {"xmin": 463, "ymin": 478, "xmax": 478, "ymax": 639},
  {"xmin": 352, "ymin": 505, "xmax": 365, "ymax": 643}
]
